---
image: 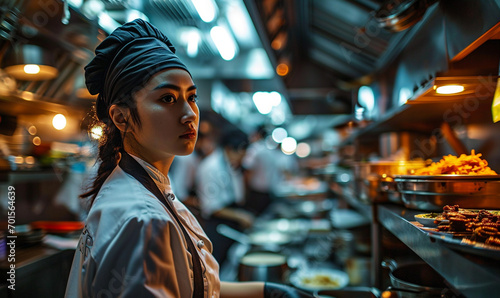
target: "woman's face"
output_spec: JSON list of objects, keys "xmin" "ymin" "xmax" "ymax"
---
[{"xmin": 128, "ymin": 68, "xmax": 199, "ymax": 161}]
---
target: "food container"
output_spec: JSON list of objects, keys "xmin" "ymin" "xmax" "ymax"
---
[
  {"xmin": 351, "ymin": 161, "xmax": 426, "ymax": 203},
  {"xmin": 394, "ymin": 175, "xmax": 500, "ymax": 211},
  {"xmin": 238, "ymin": 251, "xmax": 289, "ymax": 283}
]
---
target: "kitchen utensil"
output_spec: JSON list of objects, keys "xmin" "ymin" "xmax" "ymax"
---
[
  {"xmin": 413, "ymin": 213, "xmax": 444, "ymax": 227},
  {"xmin": 289, "ymin": 267, "xmax": 349, "ymax": 292},
  {"xmin": 351, "ymin": 161, "xmax": 426, "ymax": 203},
  {"xmin": 381, "ymin": 259, "xmax": 448, "ymax": 298},
  {"xmin": 238, "ymin": 251, "xmax": 288, "ymax": 282},
  {"xmin": 395, "ymin": 175, "xmax": 500, "ymax": 211}
]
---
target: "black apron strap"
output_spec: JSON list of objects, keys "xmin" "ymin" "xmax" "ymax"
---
[{"xmin": 119, "ymin": 151, "xmax": 204, "ymax": 298}]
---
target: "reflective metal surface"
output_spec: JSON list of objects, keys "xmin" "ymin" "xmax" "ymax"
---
[
  {"xmin": 378, "ymin": 204, "xmax": 500, "ymax": 298},
  {"xmin": 395, "ymin": 175, "xmax": 500, "ymax": 211}
]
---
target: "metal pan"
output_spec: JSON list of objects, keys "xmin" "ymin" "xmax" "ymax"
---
[{"xmin": 394, "ymin": 175, "xmax": 500, "ymax": 211}]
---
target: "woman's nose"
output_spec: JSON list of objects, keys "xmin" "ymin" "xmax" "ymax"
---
[{"xmin": 181, "ymin": 101, "xmax": 197, "ymax": 123}]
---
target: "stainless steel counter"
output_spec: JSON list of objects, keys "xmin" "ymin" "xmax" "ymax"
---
[{"xmin": 377, "ymin": 204, "xmax": 500, "ymax": 298}]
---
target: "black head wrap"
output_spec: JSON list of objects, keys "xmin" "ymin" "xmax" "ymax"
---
[{"xmin": 85, "ymin": 18, "xmax": 190, "ymax": 120}]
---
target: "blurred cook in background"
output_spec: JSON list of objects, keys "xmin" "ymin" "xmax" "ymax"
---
[
  {"xmin": 195, "ymin": 127, "xmax": 254, "ymax": 265},
  {"xmin": 243, "ymin": 124, "xmax": 299, "ymax": 213}
]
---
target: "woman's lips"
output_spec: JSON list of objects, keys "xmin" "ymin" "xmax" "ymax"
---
[{"xmin": 180, "ymin": 131, "xmax": 197, "ymax": 139}]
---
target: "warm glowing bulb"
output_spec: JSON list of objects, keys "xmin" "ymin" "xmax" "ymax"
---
[
  {"xmin": 281, "ymin": 137, "xmax": 297, "ymax": 155},
  {"xmin": 91, "ymin": 125, "xmax": 103, "ymax": 140},
  {"xmin": 52, "ymin": 114, "xmax": 67, "ymax": 130},
  {"xmin": 33, "ymin": 136, "xmax": 41, "ymax": 146},
  {"xmin": 435, "ymin": 85, "xmax": 465, "ymax": 94},
  {"xmin": 276, "ymin": 63, "xmax": 289, "ymax": 76},
  {"xmin": 28, "ymin": 125, "xmax": 37, "ymax": 135},
  {"xmin": 24, "ymin": 64, "xmax": 41, "ymax": 74}
]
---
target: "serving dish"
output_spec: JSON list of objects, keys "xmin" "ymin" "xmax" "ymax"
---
[
  {"xmin": 394, "ymin": 175, "xmax": 500, "ymax": 211},
  {"xmin": 289, "ymin": 268, "xmax": 349, "ymax": 291},
  {"xmin": 413, "ymin": 213, "xmax": 443, "ymax": 227},
  {"xmin": 428, "ymin": 233, "xmax": 500, "ymax": 261}
]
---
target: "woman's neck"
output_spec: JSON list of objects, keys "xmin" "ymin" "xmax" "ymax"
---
[{"xmin": 123, "ymin": 142, "xmax": 174, "ymax": 177}]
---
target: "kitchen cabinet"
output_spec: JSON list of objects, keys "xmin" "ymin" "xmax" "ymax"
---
[{"xmin": 0, "ymin": 246, "xmax": 74, "ymax": 298}]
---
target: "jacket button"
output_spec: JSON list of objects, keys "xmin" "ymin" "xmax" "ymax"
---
[{"xmin": 197, "ymin": 240, "xmax": 204, "ymax": 248}]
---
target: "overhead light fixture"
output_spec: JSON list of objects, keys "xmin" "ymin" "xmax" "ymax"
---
[
  {"xmin": 210, "ymin": 25, "xmax": 238, "ymax": 61},
  {"xmin": 296, "ymin": 142, "xmax": 311, "ymax": 158},
  {"xmin": 276, "ymin": 63, "xmax": 289, "ymax": 76},
  {"xmin": 179, "ymin": 27, "xmax": 201, "ymax": 58},
  {"xmin": 272, "ymin": 127, "xmax": 288, "ymax": 143},
  {"xmin": 434, "ymin": 84, "xmax": 465, "ymax": 94},
  {"xmin": 52, "ymin": 114, "xmax": 67, "ymax": 130},
  {"xmin": 191, "ymin": 0, "xmax": 218, "ymax": 23},
  {"xmin": 3, "ymin": 44, "xmax": 58, "ymax": 81},
  {"xmin": 281, "ymin": 137, "xmax": 297, "ymax": 155}
]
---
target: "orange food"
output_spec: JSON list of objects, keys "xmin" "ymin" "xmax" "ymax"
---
[{"xmin": 414, "ymin": 150, "xmax": 497, "ymax": 175}]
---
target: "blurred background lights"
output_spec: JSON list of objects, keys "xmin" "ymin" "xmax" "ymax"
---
[
  {"xmin": 253, "ymin": 91, "xmax": 283, "ymax": 115},
  {"xmin": 435, "ymin": 84, "xmax": 465, "ymax": 94},
  {"xmin": 52, "ymin": 114, "xmax": 67, "ymax": 130},
  {"xmin": 90, "ymin": 125, "xmax": 103, "ymax": 140},
  {"xmin": 32, "ymin": 136, "xmax": 41, "ymax": 146},
  {"xmin": 24, "ymin": 64, "xmax": 40, "ymax": 74},
  {"xmin": 296, "ymin": 142, "xmax": 311, "ymax": 158},
  {"xmin": 191, "ymin": 0, "xmax": 218, "ymax": 23},
  {"xmin": 281, "ymin": 137, "xmax": 297, "ymax": 155},
  {"xmin": 28, "ymin": 125, "xmax": 37, "ymax": 135},
  {"xmin": 272, "ymin": 127, "xmax": 288, "ymax": 143}
]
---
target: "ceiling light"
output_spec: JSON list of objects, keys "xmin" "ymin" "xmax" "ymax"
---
[
  {"xmin": 98, "ymin": 12, "xmax": 121, "ymax": 34},
  {"xmin": 358, "ymin": 86, "xmax": 375, "ymax": 112},
  {"xmin": 272, "ymin": 127, "xmax": 288, "ymax": 143},
  {"xmin": 180, "ymin": 27, "xmax": 201, "ymax": 58},
  {"xmin": 226, "ymin": 0, "xmax": 253, "ymax": 46},
  {"xmin": 3, "ymin": 45, "xmax": 58, "ymax": 81},
  {"xmin": 276, "ymin": 63, "xmax": 289, "ymax": 76},
  {"xmin": 281, "ymin": 137, "xmax": 297, "ymax": 155},
  {"xmin": 126, "ymin": 9, "xmax": 149, "ymax": 22},
  {"xmin": 210, "ymin": 25, "xmax": 238, "ymax": 61},
  {"xmin": 296, "ymin": 142, "xmax": 311, "ymax": 158},
  {"xmin": 435, "ymin": 84, "xmax": 465, "ymax": 94},
  {"xmin": 191, "ymin": 0, "xmax": 218, "ymax": 23},
  {"xmin": 52, "ymin": 114, "xmax": 67, "ymax": 130}
]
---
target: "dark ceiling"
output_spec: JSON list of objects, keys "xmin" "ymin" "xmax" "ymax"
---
[{"xmin": 245, "ymin": 0, "xmax": 437, "ymax": 115}]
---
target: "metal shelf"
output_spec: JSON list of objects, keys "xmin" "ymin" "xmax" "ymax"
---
[{"xmin": 377, "ymin": 204, "xmax": 500, "ymax": 298}]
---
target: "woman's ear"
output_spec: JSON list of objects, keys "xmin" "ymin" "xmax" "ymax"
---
[{"xmin": 109, "ymin": 105, "xmax": 131, "ymax": 132}]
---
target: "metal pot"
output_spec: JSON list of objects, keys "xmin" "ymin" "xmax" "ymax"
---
[
  {"xmin": 381, "ymin": 259, "xmax": 448, "ymax": 298},
  {"xmin": 238, "ymin": 251, "xmax": 289, "ymax": 283},
  {"xmin": 351, "ymin": 161, "xmax": 426, "ymax": 203}
]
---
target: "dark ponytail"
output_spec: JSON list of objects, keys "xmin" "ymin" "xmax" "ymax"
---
[
  {"xmin": 80, "ymin": 102, "xmax": 141, "ymax": 204},
  {"xmin": 80, "ymin": 118, "xmax": 122, "ymax": 203}
]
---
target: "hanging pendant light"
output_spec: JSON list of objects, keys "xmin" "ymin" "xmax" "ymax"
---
[{"xmin": 2, "ymin": 44, "xmax": 59, "ymax": 81}]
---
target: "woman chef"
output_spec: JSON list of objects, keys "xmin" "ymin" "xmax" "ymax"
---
[{"xmin": 65, "ymin": 19, "xmax": 311, "ymax": 298}]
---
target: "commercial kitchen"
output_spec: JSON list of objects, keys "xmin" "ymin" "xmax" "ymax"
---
[{"xmin": 1, "ymin": 0, "xmax": 500, "ymax": 297}]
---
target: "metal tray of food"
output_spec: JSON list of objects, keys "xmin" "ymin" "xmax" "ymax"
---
[{"xmin": 394, "ymin": 175, "xmax": 500, "ymax": 211}]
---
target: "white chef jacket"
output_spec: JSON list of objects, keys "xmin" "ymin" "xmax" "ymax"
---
[
  {"xmin": 65, "ymin": 155, "xmax": 220, "ymax": 298},
  {"xmin": 195, "ymin": 148, "xmax": 245, "ymax": 218}
]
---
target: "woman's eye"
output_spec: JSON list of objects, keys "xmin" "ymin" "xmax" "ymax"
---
[
  {"xmin": 160, "ymin": 95, "xmax": 176, "ymax": 103},
  {"xmin": 189, "ymin": 94, "xmax": 199, "ymax": 102}
]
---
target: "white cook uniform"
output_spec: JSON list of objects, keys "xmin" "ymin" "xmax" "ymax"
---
[
  {"xmin": 65, "ymin": 155, "xmax": 220, "ymax": 298},
  {"xmin": 195, "ymin": 148, "xmax": 245, "ymax": 218}
]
